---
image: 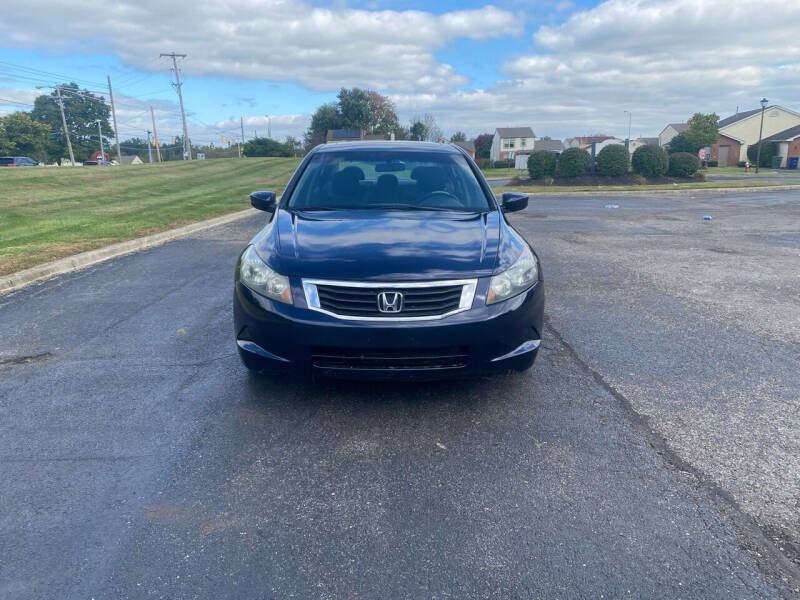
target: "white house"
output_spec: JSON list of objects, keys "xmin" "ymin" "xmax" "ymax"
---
[
  {"xmin": 490, "ymin": 127, "xmax": 535, "ymax": 161},
  {"xmin": 658, "ymin": 123, "xmax": 688, "ymax": 147}
]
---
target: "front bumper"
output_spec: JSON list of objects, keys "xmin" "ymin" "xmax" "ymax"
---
[{"xmin": 233, "ymin": 277, "xmax": 544, "ymax": 380}]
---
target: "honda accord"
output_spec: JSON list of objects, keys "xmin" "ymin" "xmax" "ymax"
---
[{"xmin": 233, "ymin": 141, "xmax": 543, "ymax": 379}]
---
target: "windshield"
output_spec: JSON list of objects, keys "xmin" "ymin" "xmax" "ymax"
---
[{"xmin": 287, "ymin": 149, "xmax": 491, "ymax": 212}]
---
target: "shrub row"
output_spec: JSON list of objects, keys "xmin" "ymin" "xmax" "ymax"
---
[{"xmin": 525, "ymin": 144, "xmax": 700, "ymax": 180}]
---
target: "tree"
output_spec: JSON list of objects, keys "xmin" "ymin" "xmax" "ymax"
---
[
  {"xmin": 304, "ymin": 103, "xmax": 342, "ymax": 149},
  {"xmin": 539, "ymin": 135, "xmax": 552, "ymax": 141},
  {"xmin": 474, "ymin": 133, "xmax": 492, "ymax": 159},
  {"xmin": 284, "ymin": 136, "xmax": 303, "ymax": 157},
  {"xmin": 450, "ymin": 131, "xmax": 467, "ymax": 142},
  {"xmin": 685, "ymin": 112, "xmax": 719, "ymax": 150},
  {"xmin": 420, "ymin": 114, "xmax": 442, "ymax": 142},
  {"xmin": 747, "ymin": 141, "xmax": 779, "ymax": 167},
  {"xmin": 0, "ymin": 112, "xmax": 50, "ymax": 160},
  {"xmin": 668, "ymin": 152, "xmax": 700, "ymax": 177},
  {"xmin": 304, "ymin": 88, "xmax": 401, "ymax": 150},
  {"xmin": 667, "ymin": 132, "xmax": 696, "ymax": 154},
  {"xmin": 0, "ymin": 120, "xmax": 11, "ymax": 154},
  {"xmin": 408, "ymin": 120, "xmax": 428, "ymax": 141},
  {"xmin": 244, "ymin": 137, "xmax": 292, "ymax": 157},
  {"xmin": 31, "ymin": 83, "xmax": 114, "ymax": 162},
  {"xmin": 556, "ymin": 147, "xmax": 591, "ymax": 177},
  {"xmin": 119, "ymin": 137, "xmax": 151, "ymax": 162},
  {"xmin": 596, "ymin": 144, "xmax": 630, "ymax": 176},
  {"xmin": 631, "ymin": 144, "xmax": 669, "ymax": 177},
  {"xmin": 527, "ymin": 150, "xmax": 557, "ymax": 179}
]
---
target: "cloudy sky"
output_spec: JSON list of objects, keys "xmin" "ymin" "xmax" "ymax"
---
[{"xmin": 1, "ymin": 0, "xmax": 798, "ymax": 145}]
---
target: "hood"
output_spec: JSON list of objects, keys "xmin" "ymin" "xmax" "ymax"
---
[{"xmin": 264, "ymin": 209, "xmax": 501, "ymax": 280}]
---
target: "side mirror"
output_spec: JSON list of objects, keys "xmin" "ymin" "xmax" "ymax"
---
[
  {"xmin": 501, "ymin": 192, "xmax": 528, "ymax": 213},
  {"xmin": 250, "ymin": 191, "xmax": 276, "ymax": 213}
]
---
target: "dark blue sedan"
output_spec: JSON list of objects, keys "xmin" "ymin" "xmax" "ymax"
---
[{"xmin": 233, "ymin": 141, "xmax": 544, "ymax": 379}]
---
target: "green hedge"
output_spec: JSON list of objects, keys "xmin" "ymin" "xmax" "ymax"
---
[
  {"xmin": 668, "ymin": 152, "xmax": 700, "ymax": 177},
  {"xmin": 632, "ymin": 145, "xmax": 669, "ymax": 177},
  {"xmin": 556, "ymin": 147, "xmax": 591, "ymax": 177},
  {"xmin": 746, "ymin": 142, "xmax": 779, "ymax": 167},
  {"xmin": 596, "ymin": 144, "xmax": 630, "ymax": 176},
  {"xmin": 527, "ymin": 150, "xmax": 557, "ymax": 179}
]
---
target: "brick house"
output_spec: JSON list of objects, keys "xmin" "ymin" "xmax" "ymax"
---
[{"xmin": 709, "ymin": 133, "xmax": 744, "ymax": 167}]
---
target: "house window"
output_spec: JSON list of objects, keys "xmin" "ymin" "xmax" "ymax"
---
[
  {"xmin": 520, "ymin": 139, "xmax": 527, "ymax": 148},
  {"xmin": 503, "ymin": 139, "xmax": 515, "ymax": 149}
]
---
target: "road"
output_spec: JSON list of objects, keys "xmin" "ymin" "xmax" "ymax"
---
[{"xmin": 1, "ymin": 190, "xmax": 799, "ymax": 598}]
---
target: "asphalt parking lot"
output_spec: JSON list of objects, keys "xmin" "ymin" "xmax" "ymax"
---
[{"xmin": 1, "ymin": 190, "xmax": 798, "ymax": 598}]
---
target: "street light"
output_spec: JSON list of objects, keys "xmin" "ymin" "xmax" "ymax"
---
[
  {"xmin": 96, "ymin": 119, "xmax": 104, "ymax": 162},
  {"xmin": 623, "ymin": 110, "xmax": 632, "ymax": 150},
  {"xmin": 755, "ymin": 97, "xmax": 768, "ymax": 174},
  {"xmin": 265, "ymin": 115, "xmax": 272, "ymax": 139}
]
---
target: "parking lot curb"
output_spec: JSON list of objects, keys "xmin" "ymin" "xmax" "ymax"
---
[
  {"xmin": 526, "ymin": 184, "xmax": 800, "ymax": 196},
  {"xmin": 0, "ymin": 208, "xmax": 260, "ymax": 296}
]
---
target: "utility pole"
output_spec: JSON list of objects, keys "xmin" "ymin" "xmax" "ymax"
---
[
  {"xmin": 240, "ymin": 117, "xmax": 245, "ymax": 158},
  {"xmin": 266, "ymin": 115, "xmax": 271, "ymax": 139},
  {"xmin": 55, "ymin": 86, "xmax": 75, "ymax": 165},
  {"xmin": 150, "ymin": 106, "xmax": 162, "ymax": 162},
  {"xmin": 107, "ymin": 75, "xmax": 122, "ymax": 164},
  {"xmin": 160, "ymin": 52, "xmax": 191, "ymax": 160},
  {"xmin": 147, "ymin": 130, "xmax": 153, "ymax": 163},
  {"xmin": 96, "ymin": 120, "xmax": 104, "ymax": 160},
  {"xmin": 624, "ymin": 110, "xmax": 632, "ymax": 150}
]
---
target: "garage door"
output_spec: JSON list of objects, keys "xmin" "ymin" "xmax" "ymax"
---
[{"xmin": 718, "ymin": 146, "xmax": 730, "ymax": 167}]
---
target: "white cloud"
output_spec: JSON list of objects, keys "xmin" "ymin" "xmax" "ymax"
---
[
  {"xmin": 394, "ymin": 0, "xmax": 800, "ymax": 139},
  {"xmin": 0, "ymin": 1, "xmax": 522, "ymax": 93}
]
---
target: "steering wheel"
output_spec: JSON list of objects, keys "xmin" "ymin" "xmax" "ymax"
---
[{"xmin": 417, "ymin": 190, "xmax": 463, "ymax": 209}]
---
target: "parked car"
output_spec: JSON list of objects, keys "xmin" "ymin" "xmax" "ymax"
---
[
  {"xmin": 233, "ymin": 141, "xmax": 544, "ymax": 380},
  {"xmin": 82, "ymin": 160, "xmax": 113, "ymax": 166},
  {"xmin": 0, "ymin": 156, "xmax": 40, "ymax": 166}
]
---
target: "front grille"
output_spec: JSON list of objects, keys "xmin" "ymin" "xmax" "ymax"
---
[
  {"xmin": 311, "ymin": 346, "xmax": 469, "ymax": 370},
  {"xmin": 315, "ymin": 283, "xmax": 464, "ymax": 318}
]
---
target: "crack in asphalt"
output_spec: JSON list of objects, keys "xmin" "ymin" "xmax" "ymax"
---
[
  {"xmin": 0, "ymin": 352, "xmax": 52, "ymax": 366},
  {"xmin": 544, "ymin": 315, "xmax": 800, "ymax": 595}
]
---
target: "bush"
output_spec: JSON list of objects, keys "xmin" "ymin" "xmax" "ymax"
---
[
  {"xmin": 707, "ymin": 160, "xmax": 718, "ymax": 167},
  {"xmin": 596, "ymin": 144, "xmax": 630, "ymax": 176},
  {"xmin": 493, "ymin": 159, "xmax": 514, "ymax": 169},
  {"xmin": 667, "ymin": 133, "xmax": 696, "ymax": 154},
  {"xmin": 746, "ymin": 142, "xmax": 779, "ymax": 167},
  {"xmin": 556, "ymin": 147, "xmax": 591, "ymax": 177},
  {"xmin": 632, "ymin": 144, "xmax": 669, "ymax": 177},
  {"xmin": 668, "ymin": 152, "xmax": 700, "ymax": 177},
  {"xmin": 478, "ymin": 158, "xmax": 493, "ymax": 169},
  {"xmin": 527, "ymin": 150, "xmax": 557, "ymax": 179}
]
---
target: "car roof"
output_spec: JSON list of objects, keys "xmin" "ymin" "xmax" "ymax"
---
[{"xmin": 313, "ymin": 141, "xmax": 463, "ymax": 155}]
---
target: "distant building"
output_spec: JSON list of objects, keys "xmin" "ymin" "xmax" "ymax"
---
[
  {"xmin": 658, "ymin": 123, "xmax": 688, "ymax": 147},
  {"xmin": 118, "ymin": 155, "xmax": 143, "ymax": 165},
  {"xmin": 564, "ymin": 135, "xmax": 619, "ymax": 151},
  {"xmin": 490, "ymin": 127, "xmax": 535, "ymax": 161},
  {"xmin": 628, "ymin": 137, "xmax": 659, "ymax": 153},
  {"xmin": 751, "ymin": 124, "xmax": 800, "ymax": 168},
  {"xmin": 712, "ymin": 106, "xmax": 800, "ymax": 165},
  {"xmin": 513, "ymin": 140, "xmax": 565, "ymax": 170},
  {"xmin": 452, "ymin": 140, "xmax": 475, "ymax": 158},
  {"xmin": 326, "ymin": 129, "xmax": 387, "ymax": 143}
]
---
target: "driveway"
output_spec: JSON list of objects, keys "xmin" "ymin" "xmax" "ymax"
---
[{"xmin": 1, "ymin": 190, "xmax": 798, "ymax": 598}]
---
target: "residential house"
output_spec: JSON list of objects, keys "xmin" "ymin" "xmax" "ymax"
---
[
  {"xmin": 564, "ymin": 135, "xmax": 620, "ymax": 152},
  {"xmin": 119, "ymin": 155, "xmax": 143, "ymax": 165},
  {"xmin": 658, "ymin": 123, "xmax": 688, "ymax": 147},
  {"xmin": 490, "ymin": 127, "xmax": 535, "ymax": 161},
  {"xmin": 760, "ymin": 125, "xmax": 800, "ymax": 168},
  {"xmin": 452, "ymin": 140, "xmax": 475, "ymax": 158},
  {"xmin": 627, "ymin": 137, "xmax": 659, "ymax": 153},
  {"xmin": 512, "ymin": 140, "xmax": 565, "ymax": 170},
  {"xmin": 711, "ymin": 106, "xmax": 800, "ymax": 165}
]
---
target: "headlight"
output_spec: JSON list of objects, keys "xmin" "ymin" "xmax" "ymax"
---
[
  {"xmin": 239, "ymin": 245, "xmax": 292, "ymax": 304},
  {"xmin": 487, "ymin": 246, "xmax": 538, "ymax": 304}
]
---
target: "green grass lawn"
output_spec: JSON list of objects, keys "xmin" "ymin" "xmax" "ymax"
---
[
  {"xmin": 480, "ymin": 167, "xmax": 524, "ymax": 178},
  {"xmin": 707, "ymin": 166, "xmax": 798, "ymax": 176},
  {"xmin": 0, "ymin": 157, "xmax": 300, "ymax": 276},
  {"xmin": 495, "ymin": 179, "xmax": 800, "ymax": 194}
]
